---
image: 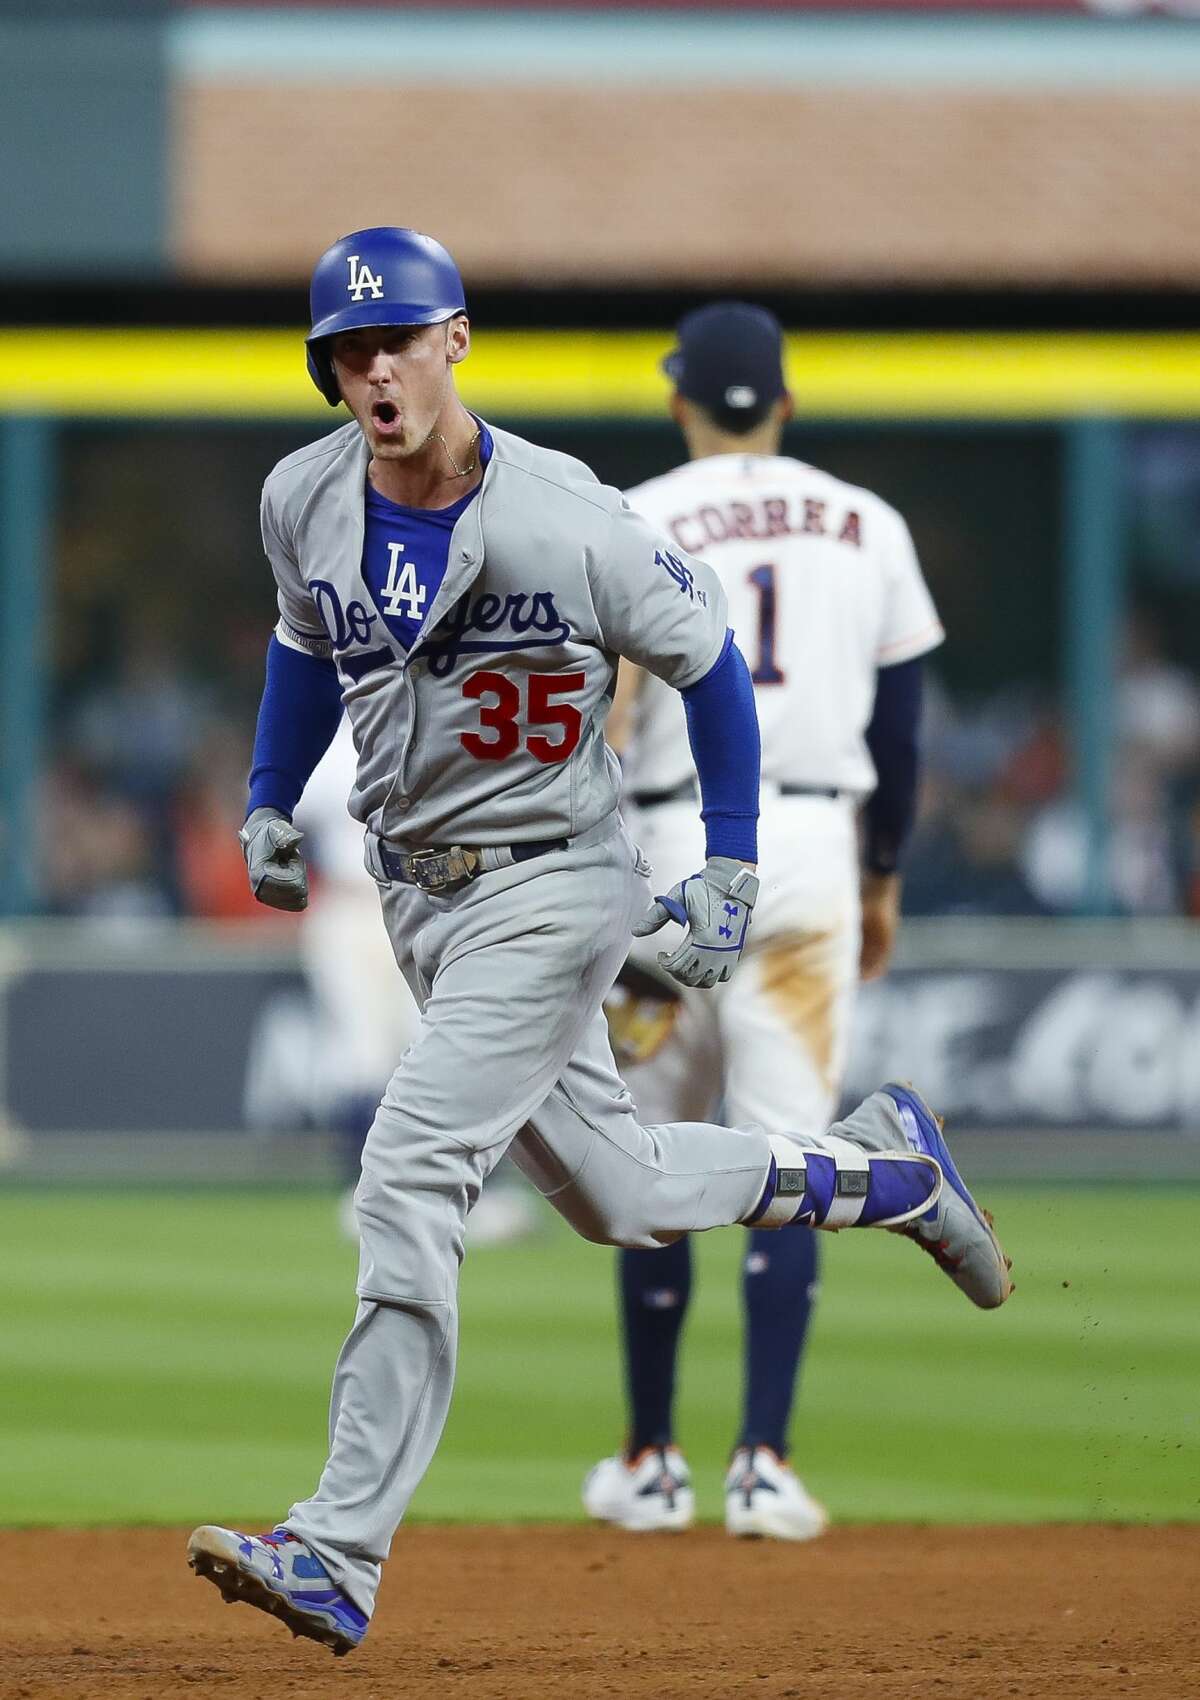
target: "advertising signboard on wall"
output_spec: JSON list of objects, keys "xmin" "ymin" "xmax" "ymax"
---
[{"xmin": 4, "ymin": 925, "xmax": 1200, "ymax": 1147}]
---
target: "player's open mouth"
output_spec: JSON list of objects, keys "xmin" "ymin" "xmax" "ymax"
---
[{"xmin": 371, "ymin": 401, "xmax": 401, "ymax": 432}]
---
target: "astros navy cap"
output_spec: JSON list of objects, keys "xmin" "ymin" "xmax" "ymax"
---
[{"xmin": 662, "ymin": 302, "xmax": 786, "ymax": 431}]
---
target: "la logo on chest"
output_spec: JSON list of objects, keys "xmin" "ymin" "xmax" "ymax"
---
[{"xmin": 381, "ymin": 543, "xmax": 427, "ymax": 624}]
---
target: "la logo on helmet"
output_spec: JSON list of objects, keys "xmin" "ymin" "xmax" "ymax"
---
[{"xmin": 346, "ymin": 255, "xmax": 384, "ymax": 302}]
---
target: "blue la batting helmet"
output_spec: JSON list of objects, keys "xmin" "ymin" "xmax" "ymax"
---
[{"xmin": 305, "ymin": 227, "xmax": 467, "ymax": 405}]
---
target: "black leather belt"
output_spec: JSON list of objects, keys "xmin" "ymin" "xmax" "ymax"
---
[
  {"xmin": 378, "ymin": 837, "xmax": 569, "ymax": 892},
  {"xmin": 631, "ymin": 781, "xmax": 842, "ymax": 808}
]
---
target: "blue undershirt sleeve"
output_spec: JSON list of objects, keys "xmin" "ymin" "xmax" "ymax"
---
[
  {"xmin": 246, "ymin": 635, "xmax": 344, "ymax": 820},
  {"xmin": 679, "ymin": 631, "xmax": 760, "ymax": 864},
  {"xmin": 863, "ymin": 654, "xmax": 924, "ymax": 875}
]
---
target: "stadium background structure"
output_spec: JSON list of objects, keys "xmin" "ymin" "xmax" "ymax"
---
[{"xmin": 1, "ymin": 326, "xmax": 1183, "ymax": 917}]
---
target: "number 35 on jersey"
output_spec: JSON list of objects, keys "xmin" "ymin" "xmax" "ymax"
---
[{"xmin": 460, "ymin": 669, "xmax": 584, "ymax": 764}]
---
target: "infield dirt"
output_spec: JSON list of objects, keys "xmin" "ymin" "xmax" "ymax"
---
[{"xmin": 2, "ymin": 1524, "xmax": 1196, "ymax": 1699}]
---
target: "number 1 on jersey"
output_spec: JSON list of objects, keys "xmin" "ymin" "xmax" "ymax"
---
[{"xmin": 747, "ymin": 564, "xmax": 785, "ymax": 685}]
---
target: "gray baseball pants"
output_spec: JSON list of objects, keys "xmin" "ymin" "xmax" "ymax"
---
[{"xmin": 285, "ymin": 816, "xmax": 774, "ymax": 1613}]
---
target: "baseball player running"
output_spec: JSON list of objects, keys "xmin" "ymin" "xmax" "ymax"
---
[
  {"xmin": 584, "ymin": 304, "xmax": 943, "ymax": 1542},
  {"xmin": 186, "ymin": 229, "xmax": 1012, "ymax": 1656}
]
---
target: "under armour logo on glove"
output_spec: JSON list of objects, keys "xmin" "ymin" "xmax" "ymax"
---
[{"xmin": 633, "ymin": 857, "xmax": 759, "ymax": 989}]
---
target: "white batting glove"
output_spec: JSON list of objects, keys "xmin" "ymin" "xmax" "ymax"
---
[{"xmin": 633, "ymin": 856, "xmax": 758, "ymax": 989}]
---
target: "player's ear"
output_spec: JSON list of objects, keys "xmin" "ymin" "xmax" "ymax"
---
[
  {"xmin": 778, "ymin": 392, "xmax": 795, "ymax": 425},
  {"xmin": 446, "ymin": 314, "xmax": 470, "ymax": 365},
  {"xmin": 668, "ymin": 392, "xmax": 689, "ymax": 430}
]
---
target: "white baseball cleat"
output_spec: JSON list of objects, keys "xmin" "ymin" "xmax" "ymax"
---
[
  {"xmin": 582, "ymin": 1445, "xmax": 695, "ymax": 1532},
  {"xmin": 724, "ymin": 1445, "xmax": 828, "ymax": 1541}
]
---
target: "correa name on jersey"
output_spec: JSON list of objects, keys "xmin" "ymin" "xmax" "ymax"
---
[{"xmin": 666, "ymin": 493, "xmax": 863, "ymax": 555}]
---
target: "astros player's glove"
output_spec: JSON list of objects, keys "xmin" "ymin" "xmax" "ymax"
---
[
  {"xmin": 239, "ymin": 806, "xmax": 309, "ymax": 913},
  {"xmin": 634, "ymin": 857, "xmax": 759, "ymax": 989}
]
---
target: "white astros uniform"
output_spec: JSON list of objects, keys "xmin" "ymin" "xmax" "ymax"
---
[
  {"xmin": 294, "ymin": 718, "xmax": 420, "ymax": 1109},
  {"xmin": 616, "ymin": 453, "xmax": 943, "ymax": 1137}
]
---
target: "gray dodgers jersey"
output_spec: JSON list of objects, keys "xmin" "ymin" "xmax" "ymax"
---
[{"xmin": 261, "ymin": 421, "xmax": 728, "ymax": 848}]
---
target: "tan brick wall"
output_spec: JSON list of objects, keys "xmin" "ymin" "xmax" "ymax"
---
[{"xmin": 174, "ymin": 81, "xmax": 1200, "ymax": 285}]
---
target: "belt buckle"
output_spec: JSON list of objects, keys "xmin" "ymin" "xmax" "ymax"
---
[{"xmin": 408, "ymin": 846, "xmax": 477, "ymax": 892}]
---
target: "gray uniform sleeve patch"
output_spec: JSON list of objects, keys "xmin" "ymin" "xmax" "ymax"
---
[{"xmin": 589, "ymin": 501, "xmax": 728, "ymax": 690}]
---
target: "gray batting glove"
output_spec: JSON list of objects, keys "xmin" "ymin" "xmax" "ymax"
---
[
  {"xmin": 633, "ymin": 856, "xmax": 759, "ymax": 989},
  {"xmin": 238, "ymin": 806, "xmax": 309, "ymax": 913}
]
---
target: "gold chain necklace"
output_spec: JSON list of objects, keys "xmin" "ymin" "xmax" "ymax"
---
[{"xmin": 437, "ymin": 427, "xmax": 482, "ymax": 479}]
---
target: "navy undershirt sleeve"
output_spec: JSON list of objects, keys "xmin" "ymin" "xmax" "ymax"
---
[
  {"xmin": 679, "ymin": 632, "xmax": 760, "ymax": 864},
  {"xmin": 246, "ymin": 635, "xmax": 344, "ymax": 820},
  {"xmin": 863, "ymin": 654, "xmax": 924, "ymax": 875}
]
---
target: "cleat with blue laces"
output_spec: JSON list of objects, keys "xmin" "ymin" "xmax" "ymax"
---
[
  {"xmin": 745, "ymin": 1084, "xmax": 1013, "ymax": 1309},
  {"xmin": 187, "ymin": 1524, "xmax": 368, "ymax": 1655},
  {"xmin": 880, "ymin": 1083, "xmax": 1014, "ymax": 1309}
]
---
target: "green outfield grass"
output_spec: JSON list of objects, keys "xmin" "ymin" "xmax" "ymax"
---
[{"xmin": 0, "ymin": 1184, "xmax": 1195, "ymax": 1528}]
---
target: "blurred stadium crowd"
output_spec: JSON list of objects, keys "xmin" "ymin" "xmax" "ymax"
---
[
  {"xmin": 44, "ymin": 609, "xmax": 1200, "ymax": 926},
  {"xmin": 41, "ymin": 449, "xmax": 1200, "ymax": 926},
  {"xmin": 42, "ymin": 428, "xmax": 1196, "ymax": 931}
]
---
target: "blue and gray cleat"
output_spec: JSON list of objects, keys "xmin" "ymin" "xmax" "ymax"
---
[
  {"xmin": 187, "ymin": 1524, "xmax": 368, "ymax": 1655},
  {"xmin": 881, "ymin": 1083, "xmax": 1014, "ymax": 1309}
]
